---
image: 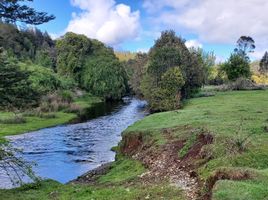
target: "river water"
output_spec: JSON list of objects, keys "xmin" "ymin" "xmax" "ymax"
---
[{"xmin": 0, "ymin": 98, "xmax": 147, "ymax": 189}]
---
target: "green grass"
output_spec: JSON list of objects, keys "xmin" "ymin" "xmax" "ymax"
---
[
  {"xmin": 125, "ymin": 90, "xmax": 268, "ymax": 199},
  {"xmin": 213, "ymin": 169, "xmax": 268, "ymax": 200},
  {"xmin": 0, "ymin": 94, "xmax": 102, "ymax": 137},
  {"xmin": 178, "ymin": 133, "xmax": 197, "ymax": 158},
  {"xmin": 1, "ymin": 90, "xmax": 268, "ymax": 199},
  {"xmin": 0, "ymin": 112, "xmax": 76, "ymax": 137},
  {"xmin": 74, "ymin": 93, "xmax": 102, "ymax": 109},
  {"xmin": 98, "ymin": 157, "xmax": 146, "ymax": 184},
  {"xmin": 0, "ymin": 179, "xmax": 184, "ymax": 200}
]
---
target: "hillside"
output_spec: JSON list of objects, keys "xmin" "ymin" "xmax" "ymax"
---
[
  {"xmin": 1, "ymin": 89, "xmax": 268, "ymax": 200},
  {"xmin": 115, "ymin": 51, "xmax": 136, "ymax": 62}
]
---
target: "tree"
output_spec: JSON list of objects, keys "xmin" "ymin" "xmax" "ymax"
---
[
  {"xmin": 56, "ymin": 32, "xmax": 92, "ymax": 82},
  {"xmin": 0, "ymin": 141, "xmax": 39, "ymax": 186},
  {"xmin": 190, "ymin": 48, "xmax": 216, "ymax": 84},
  {"xmin": 234, "ymin": 36, "xmax": 255, "ymax": 60},
  {"xmin": 259, "ymin": 51, "xmax": 268, "ymax": 74},
  {"xmin": 145, "ymin": 30, "xmax": 205, "ymax": 99},
  {"xmin": 141, "ymin": 30, "xmax": 205, "ymax": 111},
  {"xmin": 0, "ymin": 0, "xmax": 55, "ymax": 25},
  {"xmin": 221, "ymin": 54, "xmax": 251, "ymax": 81},
  {"xmin": 142, "ymin": 67, "xmax": 185, "ymax": 112},
  {"xmin": 57, "ymin": 32, "xmax": 128, "ymax": 100},
  {"xmin": 124, "ymin": 53, "xmax": 148, "ymax": 96},
  {"xmin": 0, "ymin": 49, "xmax": 38, "ymax": 110}
]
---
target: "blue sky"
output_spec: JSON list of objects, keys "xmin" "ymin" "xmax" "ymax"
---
[{"xmin": 28, "ymin": 0, "xmax": 268, "ymax": 61}]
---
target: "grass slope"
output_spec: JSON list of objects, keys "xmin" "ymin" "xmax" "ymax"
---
[
  {"xmin": 126, "ymin": 90, "xmax": 268, "ymax": 199},
  {"xmin": 0, "ymin": 94, "xmax": 102, "ymax": 137},
  {"xmin": 1, "ymin": 90, "xmax": 268, "ymax": 199}
]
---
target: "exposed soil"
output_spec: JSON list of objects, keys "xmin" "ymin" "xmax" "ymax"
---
[
  {"xmin": 72, "ymin": 127, "xmax": 251, "ymax": 200},
  {"xmin": 120, "ymin": 128, "xmax": 214, "ymax": 200}
]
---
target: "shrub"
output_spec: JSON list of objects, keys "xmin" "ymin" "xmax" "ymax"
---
[
  {"xmin": 142, "ymin": 67, "xmax": 185, "ymax": 112},
  {"xmin": 221, "ymin": 54, "xmax": 251, "ymax": 81}
]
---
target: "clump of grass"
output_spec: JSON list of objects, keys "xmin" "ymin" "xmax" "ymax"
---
[
  {"xmin": 98, "ymin": 157, "xmax": 145, "ymax": 184},
  {"xmin": 178, "ymin": 133, "xmax": 197, "ymax": 159},
  {"xmin": 64, "ymin": 104, "xmax": 83, "ymax": 114},
  {"xmin": 227, "ymin": 120, "xmax": 251, "ymax": 154},
  {"xmin": 23, "ymin": 110, "xmax": 57, "ymax": 119},
  {"xmin": 0, "ymin": 115, "xmax": 26, "ymax": 124}
]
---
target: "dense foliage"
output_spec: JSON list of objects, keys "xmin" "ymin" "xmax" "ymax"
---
[
  {"xmin": 141, "ymin": 30, "xmax": 205, "ymax": 111},
  {"xmin": 221, "ymin": 54, "xmax": 251, "ymax": 81},
  {"xmin": 56, "ymin": 32, "xmax": 92, "ymax": 81},
  {"xmin": 0, "ymin": 50, "xmax": 38, "ymax": 110},
  {"xmin": 0, "ymin": 23, "xmax": 55, "ymax": 68},
  {"xmin": 56, "ymin": 33, "xmax": 128, "ymax": 100}
]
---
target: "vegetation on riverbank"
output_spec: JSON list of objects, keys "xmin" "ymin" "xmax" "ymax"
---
[
  {"xmin": 1, "ymin": 89, "xmax": 267, "ymax": 199},
  {"xmin": 0, "ymin": 93, "xmax": 101, "ymax": 137}
]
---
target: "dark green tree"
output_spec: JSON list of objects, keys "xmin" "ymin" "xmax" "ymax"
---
[
  {"xmin": 141, "ymin": 30, "xmax": 205, "ymax": 111},
  {"xmin": 56, "ymin": 32, "xmax": 92, "ymax": 82},
  {"xmin": 259, "ymin": 51, "xmax": 268, "ymax": 74},
  {"xmin": 221, "ymin": 54, "xmax": 251, "ymax": 81},
  {"xmin": 141, "ymin": 67, "xmax": 185, "ymax": 112},
  {"xmin": 82, "ymin": 57, "xmax": 127, "ymax": 100},
  {"xmin": 0, "ymin": 49, "xmax": 38, "ymax": 110},
  {"xmin": 0, "ymin": 0, "xmax": 55, "ymax": 25}
]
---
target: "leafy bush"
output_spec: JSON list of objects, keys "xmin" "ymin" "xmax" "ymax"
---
[
  {"xmin": 142, "ymin": 67, "xmax": 185, "ymax": 112},
  {"xmin": 0, "ymin": 51, "xmax": 39, "ymax": 110},
  {"xmin": 221, "ymin": 54, "xmax": 251, "ymax": 81},
  {"xmin": 82, "ymin": 56, "xmax": 127, "ymax": 100},
  {"xmin": 19, "ymin": 63, "xmax": 76, "ymax": 94},
  {"xmin": 141, "ymin": 30, "xmax": 205, "ymax": 111}
]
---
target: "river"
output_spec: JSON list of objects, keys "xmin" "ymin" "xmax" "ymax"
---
[{"xmin": 0, "ymin": 98, "xmax": 147, "ymax": 189}]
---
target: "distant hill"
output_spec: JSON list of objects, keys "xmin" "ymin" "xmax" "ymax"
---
[{"xmin": 115, "ymin": 51, "xmax": 136, "ymax": 62}]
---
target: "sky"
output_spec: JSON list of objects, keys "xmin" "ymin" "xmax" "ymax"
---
[{"xmin": 28, "ymin": 0, "xmax": 268, "ymax": 62}]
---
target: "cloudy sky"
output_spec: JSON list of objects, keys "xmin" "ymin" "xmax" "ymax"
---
[{"xmin": 29, "ymin": 0, "xmax": 268, "ymax": 61}]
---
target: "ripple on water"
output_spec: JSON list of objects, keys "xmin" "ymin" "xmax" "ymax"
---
[{"xmin": 1, "ymin": 98, "xmax": 148, "ymax": 189}]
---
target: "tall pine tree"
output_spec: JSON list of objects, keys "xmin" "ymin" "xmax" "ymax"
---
[{"xmin": 0, "ymin": 0, "xmax": 55, "ymax": 25}]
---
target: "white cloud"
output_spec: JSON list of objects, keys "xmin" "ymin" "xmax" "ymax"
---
[
  {"xmin": 143, "ymin": 0, "xmax": 268, "ymax": 56},
  {"xmin": 66, "ymin": 0, "xmax": 140, "ymax": 46},
  {"xmin": 185, "ymin": 39, "xmax": 202, "ymax": 49}
]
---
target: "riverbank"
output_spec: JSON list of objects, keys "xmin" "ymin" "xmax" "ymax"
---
[
  {"xmin": 0, "ymin": 94, "xmax": 102, "ymax": 138},
  {"xmin": 1, "ymin": 90, "xmax": 268, "ymax": 199}
]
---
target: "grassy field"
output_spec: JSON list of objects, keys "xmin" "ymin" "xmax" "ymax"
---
[
  {"xmin": 0, "ymin": 158, "xmax": 184, "ymax": 200},
  {"xmin": 1, "ymin": 90, "xmax": 268, "ymax": 199},
  {"xmin": 126, "ymin": 89, "xmax": 268, "ymax": 199},
  {"xmin": 0, "ymin": 94, "xmax": 102, "ymax": 138}
]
